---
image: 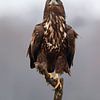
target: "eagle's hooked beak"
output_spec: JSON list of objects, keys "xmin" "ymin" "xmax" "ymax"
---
[{"xmin": 49, "ymin": 0, "xmax": 59, "ymax": 5}]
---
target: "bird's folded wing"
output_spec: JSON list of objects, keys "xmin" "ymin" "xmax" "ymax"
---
[
  {"xmin": 27, "ymin": 24, "xmax": 44, "ymax": 69},
  {"xmin": 65, "ymin": 25, "xmax": 78, "ymax": 68}
]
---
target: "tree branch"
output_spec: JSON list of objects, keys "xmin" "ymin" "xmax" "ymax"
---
[
  {"xmin": 54, "ymin": 78, "xmax": 63, "ymax": 100},
  {"xmin": 35, "ymin": 62, "xmax": 64, "ymax": 100}
]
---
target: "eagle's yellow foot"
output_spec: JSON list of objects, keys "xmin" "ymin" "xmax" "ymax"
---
[
  {"xmin": 48, "ymin": 72, "xmax": 59, "ymax": 79},
  {"xmin": 52, "ymin": 73, "xmax": 62, "ymax": 89},
  {"xmin": 48, "ymin": 73, "xmax": 53, "ymax": 79},
  {"xmin": 54, "ymin": 78, "xmax": 62, "ymax": 89},
  {"xmin": 48, "ymin": 73, "xmax": 62, "ymax": 89}
]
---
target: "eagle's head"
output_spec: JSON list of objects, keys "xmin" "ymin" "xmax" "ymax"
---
[{"xmin": 43, "ymin": 0, "xmax": 65, "ymax": 19}]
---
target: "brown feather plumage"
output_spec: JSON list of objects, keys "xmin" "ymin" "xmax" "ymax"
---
[{"xmin": 27, "ymin": 0, "xmax": 78, "ymax": 75}]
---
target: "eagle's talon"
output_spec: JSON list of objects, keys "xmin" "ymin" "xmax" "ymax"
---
[
  {"xmin": 54, "ymin": 78, "xmax": 62, "ymax": 89},
  {"xmin": 48, "ymin": 73, "xmax": 62, "ymax": 89}
]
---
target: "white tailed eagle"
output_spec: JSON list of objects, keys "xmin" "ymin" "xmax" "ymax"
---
[{"xmin": 27, "ymin": 0, "xmax": 78, "ymax": 89}]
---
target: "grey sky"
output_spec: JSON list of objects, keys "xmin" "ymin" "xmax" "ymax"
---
[
  {"xmin": 0, "ymin": 0, "xmax": 100, "ymax": 18},
  {"xmin": 0, "ymin": 0, "xmax": 100, "ymax": 100}
]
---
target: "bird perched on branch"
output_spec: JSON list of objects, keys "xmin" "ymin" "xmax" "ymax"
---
[{"xmin": 27, "ymin": 0, "xmax": 78, "ymax": 89}]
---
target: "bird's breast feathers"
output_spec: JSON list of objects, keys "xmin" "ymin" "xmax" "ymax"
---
[{"xmin": 43, "ymin": 14, "xmax": 67, "ymax": 52}]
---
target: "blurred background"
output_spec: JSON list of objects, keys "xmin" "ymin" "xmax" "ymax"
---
[{"xmin": 0, "ymin": 0, "xmax": 100, "ymax": 100}]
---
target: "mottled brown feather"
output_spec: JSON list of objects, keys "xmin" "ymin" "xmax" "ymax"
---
[{"xmin": 27, "ymin": 0, "xmax": 78, "ymax": 75}]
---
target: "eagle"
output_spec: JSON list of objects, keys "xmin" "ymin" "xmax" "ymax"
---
[{"xmin": 27, "ymin": 0, "xmax": 78, "ymax": 89}]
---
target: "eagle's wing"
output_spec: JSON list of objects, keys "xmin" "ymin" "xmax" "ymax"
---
[
  {"xmin": 65, "ymin": 25, "xmax": 78, "ymax": 68},
  {"xmin": 27, "ymin": 24, "xmax": 44, "ymax": 69}
]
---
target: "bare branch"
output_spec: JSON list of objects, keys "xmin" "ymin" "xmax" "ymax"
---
[
  {"xmin": 35, "ymin": 62, "xmax": 64, "ymax": 100},
  {"xmin": 54, "ymin": 78, "xmax": 63, "ymax": 100}
]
